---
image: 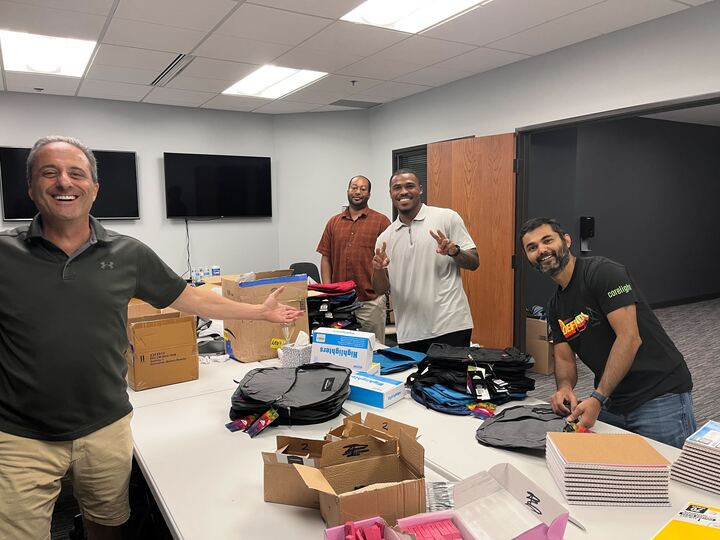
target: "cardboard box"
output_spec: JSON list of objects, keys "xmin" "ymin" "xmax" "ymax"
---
[
  {"xmin": 262, "ymin": 433, "xmax": 398, "ymax": 508},
  {"xmin": 222, "ymin": 270, "xmax": 309, "ymax": 362},
  {"xmin": 295, "ymin": 426, "xmax": 426, "ymax": 528},
  {"xmin": 126, "ymin": 304, "xmax": 199, "ymax": 391},
  {"xmin": 526, "ymin": 317, "xmax": 554, "ymax": 375},
  {"xmin": 349, "ymin": 372, "xmax": 405, "ymax": 408},
  {"xmin": 311, "ymin": 327, "xmax": 375, "ymax": 372},
  {"xmin": 397, "ymin": 463, "xmax": 569, "ymax": 540},
  {"xmin": 291, "ymin": 413, "xmax": 424, "ymax": 528}
]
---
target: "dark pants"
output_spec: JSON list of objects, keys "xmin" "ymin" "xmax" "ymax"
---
[{"xmin": 399, "ymin": 328, "xmax": 472, "ymax": 354}]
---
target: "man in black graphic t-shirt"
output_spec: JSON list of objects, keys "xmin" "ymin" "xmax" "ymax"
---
[{"xmin": 520, "ymin": 217, "xmax": 695, "ymax": 448}]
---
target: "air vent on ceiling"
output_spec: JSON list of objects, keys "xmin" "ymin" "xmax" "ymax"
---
[
  {"xmin": 151, "ymin": 54, "xmax": 195, "ymax": 87},
  {"xmin": 330, "ymin": 99, "xmax": 382, "ymax": 109}
]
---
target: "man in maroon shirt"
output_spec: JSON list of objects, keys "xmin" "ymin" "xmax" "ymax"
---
[{"xmin": 317, "ymin": 175, "xmax": 391, "ymax": 343}]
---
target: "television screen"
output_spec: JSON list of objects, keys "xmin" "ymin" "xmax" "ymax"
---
[
  {"xmin": 163, "ymin": 152, "xmax": 272, "ymax": 218},
  {"xmin": 0, "ymin": 146, "xmax": 140, "ymax": 220}
]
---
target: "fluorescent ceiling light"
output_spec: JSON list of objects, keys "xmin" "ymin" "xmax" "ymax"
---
[
  {"xmin": 222, "ymin": 65, "xmax": 327, "ymax": 99},
  {"xmin": 0, "ymin": 30, "xmax": 96, "ymax": 77},
  {"xmin": 341, "ymin": 0, "xmax": 490, "ymax": 33}
]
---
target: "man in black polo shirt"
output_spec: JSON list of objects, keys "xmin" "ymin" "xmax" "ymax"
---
[
  {"xmin": 520, "ymin": 217, "xmax": 695, "ymax": 448},
  {"xmin": 0, "ymin": 136, "xmax": 302, "ymax": 540}
]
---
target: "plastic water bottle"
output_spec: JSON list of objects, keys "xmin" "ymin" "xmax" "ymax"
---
[
  {"xmin": 202, "ymin": 266, "xmax": 211, "ymax": 277},
  {"xmin": 192, "ymin": 268, "xmax": 202, "ymax": 285},
  {"xmin": 211, "ymin": 265, "xmax": 221, "ymax": 276}
]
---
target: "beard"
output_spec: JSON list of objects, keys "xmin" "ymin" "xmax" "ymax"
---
[
  {"xmin": 347, "ymin": 195, "xmax": 368, "ymax": 211},
  {"xmin": 532, "ymin": 239, "xmax": 570, "ymax": 277}
]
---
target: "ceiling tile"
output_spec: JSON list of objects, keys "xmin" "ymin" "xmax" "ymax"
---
[
  {"xmin": 143, "ymin": 86, "xmax": 215, "ymax": 106},
  {"xmin": 201, "ymin": 94, "xmax": 269, "ymax": 111},
  {"xmin": 247, "ymin": 0, "xmax": 363, "ymax": 19},
  {"xmin": 352, "ymin": 81, "xmax": 430, "ymax": 100},
  {"xmin": 5, "ymin": 72, "xmax": 80, "ymax": 95},
  {"xmin": 676, "ymin": 0, "xmax": 713, "ymax": 5},
  {"xmin": 103, "ymin": 18, "xmax": 206, "ymax": 53},
  {"xmin": 165, "ymin": 75, "xmax": 233, "ymax": 93},
  {"xmin": 92, "ymin": 44, "xmax": 178, "ymax": 70},
  {"xmin": 253, "ymin": 100, "xmax": 319, "ymax": 114},
  {"xmin": 286, "ymin": 74, "xmax": 380, "ymax": 105},
  {"xmin": 423, "ymin": 0, "xmax": 603, "ymax": 46},
  {"xmin": 300, "ymin": 21, "xmax": 409, "ymax": 58},
  {"xmin": 194, "ymin": 34, "xmax": 291, "ymax": 64},
  {"xmin": 489, "ymin": 0, "xmax": 686, "ymax": 56},
  {"xmin": 273, "ymin": 46, "xmax": 362, "ymax": 72},
  {"xmin": 337, "ymin": 56, "xmax": 424, "ymax": 80},
  {"xmin": 0, "ymin": 0, "xmax": 106, "ymax": 40},
  {"xmin": 394, "ymin": 65, "xmax": 474, "ymax": 87},
  {"xmin": 371, "ymin": 36, "xmax": 476, "ymax": 66},
  {"xmin": 435, "ymin": 47, "xmax": 529, "ymax": 73},
  {"xmin": 86, "ymin": 64, "xmax": 160, "ymax": 85},
  {"xmin": 10, "ymin": 0, "xmax": 114, "ymax": 16},
  {"xmin": 78, "ymin": 79, "xmax": 150, "ymax": 101},
  {"xmin": 181, "ymin": 58, "xmax": 257, "ymax": 81},
  {"xmin": 311, "ymin": 104, "xmax": 364, "ymax": 112},
  {"xmin": 217, "ymin": 3, "xmax": 332, "ymax": 46},
  {"xmin": 115, "ymin": 0, "xmax": 236, "ymax": 31}
]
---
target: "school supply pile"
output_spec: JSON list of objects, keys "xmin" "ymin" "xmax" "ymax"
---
[
  {"xmin": 407, "ymin": 344, "xmax": 535, "ymax": 415},
  {"xmin": 546, "ymin": 432, "xmax": 671, "ymax": 506},
  {"xmin": 671, "ymin": 420, "xmax": 720, "ymax": 494},
  {"xmin": 307, "ymin": 280, "xmax": 361, "ymax": 331}
]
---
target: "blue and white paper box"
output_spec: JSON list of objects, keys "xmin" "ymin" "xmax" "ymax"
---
[
  {"xmin": 348, "ymin": 372, "xmax": 405, "ymax": 409},
  {"xmin": 311, "ymin": 327, "xmax": 375, "ymax": 372}
]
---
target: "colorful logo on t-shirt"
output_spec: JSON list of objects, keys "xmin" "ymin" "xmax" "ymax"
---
[
  {"xmin": 558, "ymin": 311, "xmax": 590, "ymax": 339},
  {"xmin": 607, "ymin": 283, "xmax": 632, "ymax": 298}
]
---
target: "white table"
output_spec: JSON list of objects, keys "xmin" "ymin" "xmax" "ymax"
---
[{"xmin": 343, "ymin": 368, "xmax": 720, "ymax": 540}]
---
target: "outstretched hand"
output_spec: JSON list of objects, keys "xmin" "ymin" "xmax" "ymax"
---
[
  {"xmin": 373, "ymin": 242, "xmax": 390, "ymax": 269},
  {"xmin": 262, "ymin": 286, "xmax": 304, "ymax": 323},
  {"xmin": 429, "ymin": 229, "xmax": 458, "ymax": 256}
]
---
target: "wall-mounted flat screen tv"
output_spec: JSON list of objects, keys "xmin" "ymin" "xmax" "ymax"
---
[
  {"xmin": 163, "ymin": 152, "xmax": 271, "ymax": 219},
  {"xmin": 0, "ymin": 146, "xmax": 140, "ymax": 220}
]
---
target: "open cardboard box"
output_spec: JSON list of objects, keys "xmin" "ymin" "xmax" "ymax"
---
[
  {"xmin": 526, "ymin": 317, "xmax": 554, "ymax": 375},
  {"xmin": 294, "ymin": 425, "xmax": 425, "ymax": 527},
  {"xmin": 262, "ymin": 433, "xmax": 398, "ymax": 508},
  {"xmin": 325, "ymin": 411, "xmax": 418, "ymax": 442},
  {"xmin": 126, "ymin": 303, "xmax": 198, "ymax": 391},
  {"xmin": 397, "ymin": 463, "xmax": 569, "ymax": 540},
  {"xmin": 222, "ymin": 270, "xmax": 309, "ymax": 362}
]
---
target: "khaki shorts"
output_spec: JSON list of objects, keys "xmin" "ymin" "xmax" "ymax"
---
[{"xmin": 0, "ymin": 412, "xmax": 133, "ymax": 540}]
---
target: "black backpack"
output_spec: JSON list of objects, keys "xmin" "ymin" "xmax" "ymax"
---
[
  {"xmin": 475, "ymin": 404, "xmax": 571, "ymax": 451},
  {"xmin": 229, "ymin": 363, "xmax": 351, "ymax": 425}
]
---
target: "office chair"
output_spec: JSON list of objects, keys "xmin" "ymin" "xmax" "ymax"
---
[{"xmin": 289, "ymin": 262, "xmax": 321, "ymax": 284}]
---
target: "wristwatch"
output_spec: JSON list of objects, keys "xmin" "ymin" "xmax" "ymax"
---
[
  {"xmin": 590, "ymin": 390, "xmax": 609, "ymax": 406},
  {"xmin": 448, "ymin": 244, "xmax": 461, "ymax": 257}
]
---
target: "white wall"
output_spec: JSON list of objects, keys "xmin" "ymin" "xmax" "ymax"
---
[
  {"xmin": 367, "ymin": 0, "xmax": 720, "ymax": 195},
  {"xmin": 273, "ymin": 110, "xmax": 371, "ymax": 269},
  {"xmin": 0, "ymin": 92, "xmax": 276, "ymax": 276}
]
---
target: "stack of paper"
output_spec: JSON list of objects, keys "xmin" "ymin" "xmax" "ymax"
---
[
  {"xmin": 546, "ymin": 432, "xmax": 671, "ymax": 506},
  {"xmin": 653, "ymin": 502, "xmax": 720, "ymax": 539},
  {"xmin": 671, "ymin": 421, "xmax": 720, "ymax": 494}
]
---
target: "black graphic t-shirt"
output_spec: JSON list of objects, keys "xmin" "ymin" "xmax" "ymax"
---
[{"xmin": 548, "ymin": 256, "xmax": 692, "ymax": 414}]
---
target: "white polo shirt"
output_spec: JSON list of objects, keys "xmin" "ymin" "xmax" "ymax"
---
[{"xmin": 376, "ymin": 204, "xmax": 476, "ymax": 344}]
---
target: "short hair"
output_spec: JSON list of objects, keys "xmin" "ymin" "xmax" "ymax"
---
[
  {"xmin": 27, "ymin": 135, "xmax": 98, "ymax": 184},
  {"xmin": 519, "ymin": 217, "xmax": 568, "ymax": 242},
  {"xmin": 348, "ymin": 175, "xmax": 371, "ymax": 192},
  {"xmin": 389, "ymin": 168, "xmax": 419, "ymax": 186}
]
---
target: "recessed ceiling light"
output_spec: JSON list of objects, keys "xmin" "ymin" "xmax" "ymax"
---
[
  {"xmin": 341, "ymin": 0, "xmax": 490, "ymax": 33},
  {"xmin": 222, "ymin": 65, "xmax": 327, "ymax": 100},
  {"xmin": 0, "ymin": 30, "xmax": 96, "ymax": 77}
]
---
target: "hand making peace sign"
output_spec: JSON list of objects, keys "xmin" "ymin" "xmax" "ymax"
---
[
  {"xmin": 430, "ymin": 229, "xmax": 459, "ymax": 256},
  {"xmin": 373, "ymin": 242, "xmax": 390, "ymax": 269}
]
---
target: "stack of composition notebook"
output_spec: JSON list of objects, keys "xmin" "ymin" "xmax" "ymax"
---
[
  {"xmin": 671, "ymin": 420, "xmax": 720, "ymax": 494},
  {"xmin": 546, "ymin": 432, "xmax": 671, "ymax": 506}
]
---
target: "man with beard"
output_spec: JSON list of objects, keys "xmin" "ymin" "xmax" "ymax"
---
[
  {"xmin": 372, "ymin": 169, "xmax": 479, "ymax": 353},
  {"xmin": 520, "ymin": 217, "xmax": 695, "ymax": 447},
  {"xmin": 317, "ymin": 175, "xmax": 391, "ymax": 343}
]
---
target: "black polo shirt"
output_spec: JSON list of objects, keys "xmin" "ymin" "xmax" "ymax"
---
[
  {"xmin": 548, "ymin": 256, "xmax": 692, "ymax": 414},
  {"xmin": 0, "ymin": 216, "xmax": 187, "ymax": 440}
]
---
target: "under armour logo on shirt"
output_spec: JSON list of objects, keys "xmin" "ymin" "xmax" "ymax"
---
[{"xmin": 100, "ymin": 261, "xmax": 115, "ymax": 270}]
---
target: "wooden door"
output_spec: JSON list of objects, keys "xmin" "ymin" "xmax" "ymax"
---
[{"xmin": 428, "ymin": 134, "xmax": 516, "ymax": 348}]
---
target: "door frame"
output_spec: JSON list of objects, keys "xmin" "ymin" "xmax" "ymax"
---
[{"xmin": 513, "ymin": 90, "xmax": 720, "ymax": 349}]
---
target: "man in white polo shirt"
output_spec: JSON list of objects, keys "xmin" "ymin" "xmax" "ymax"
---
[{"xmin": 372, "ymin": 169, "xmax": 479, "ymax": 353}]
